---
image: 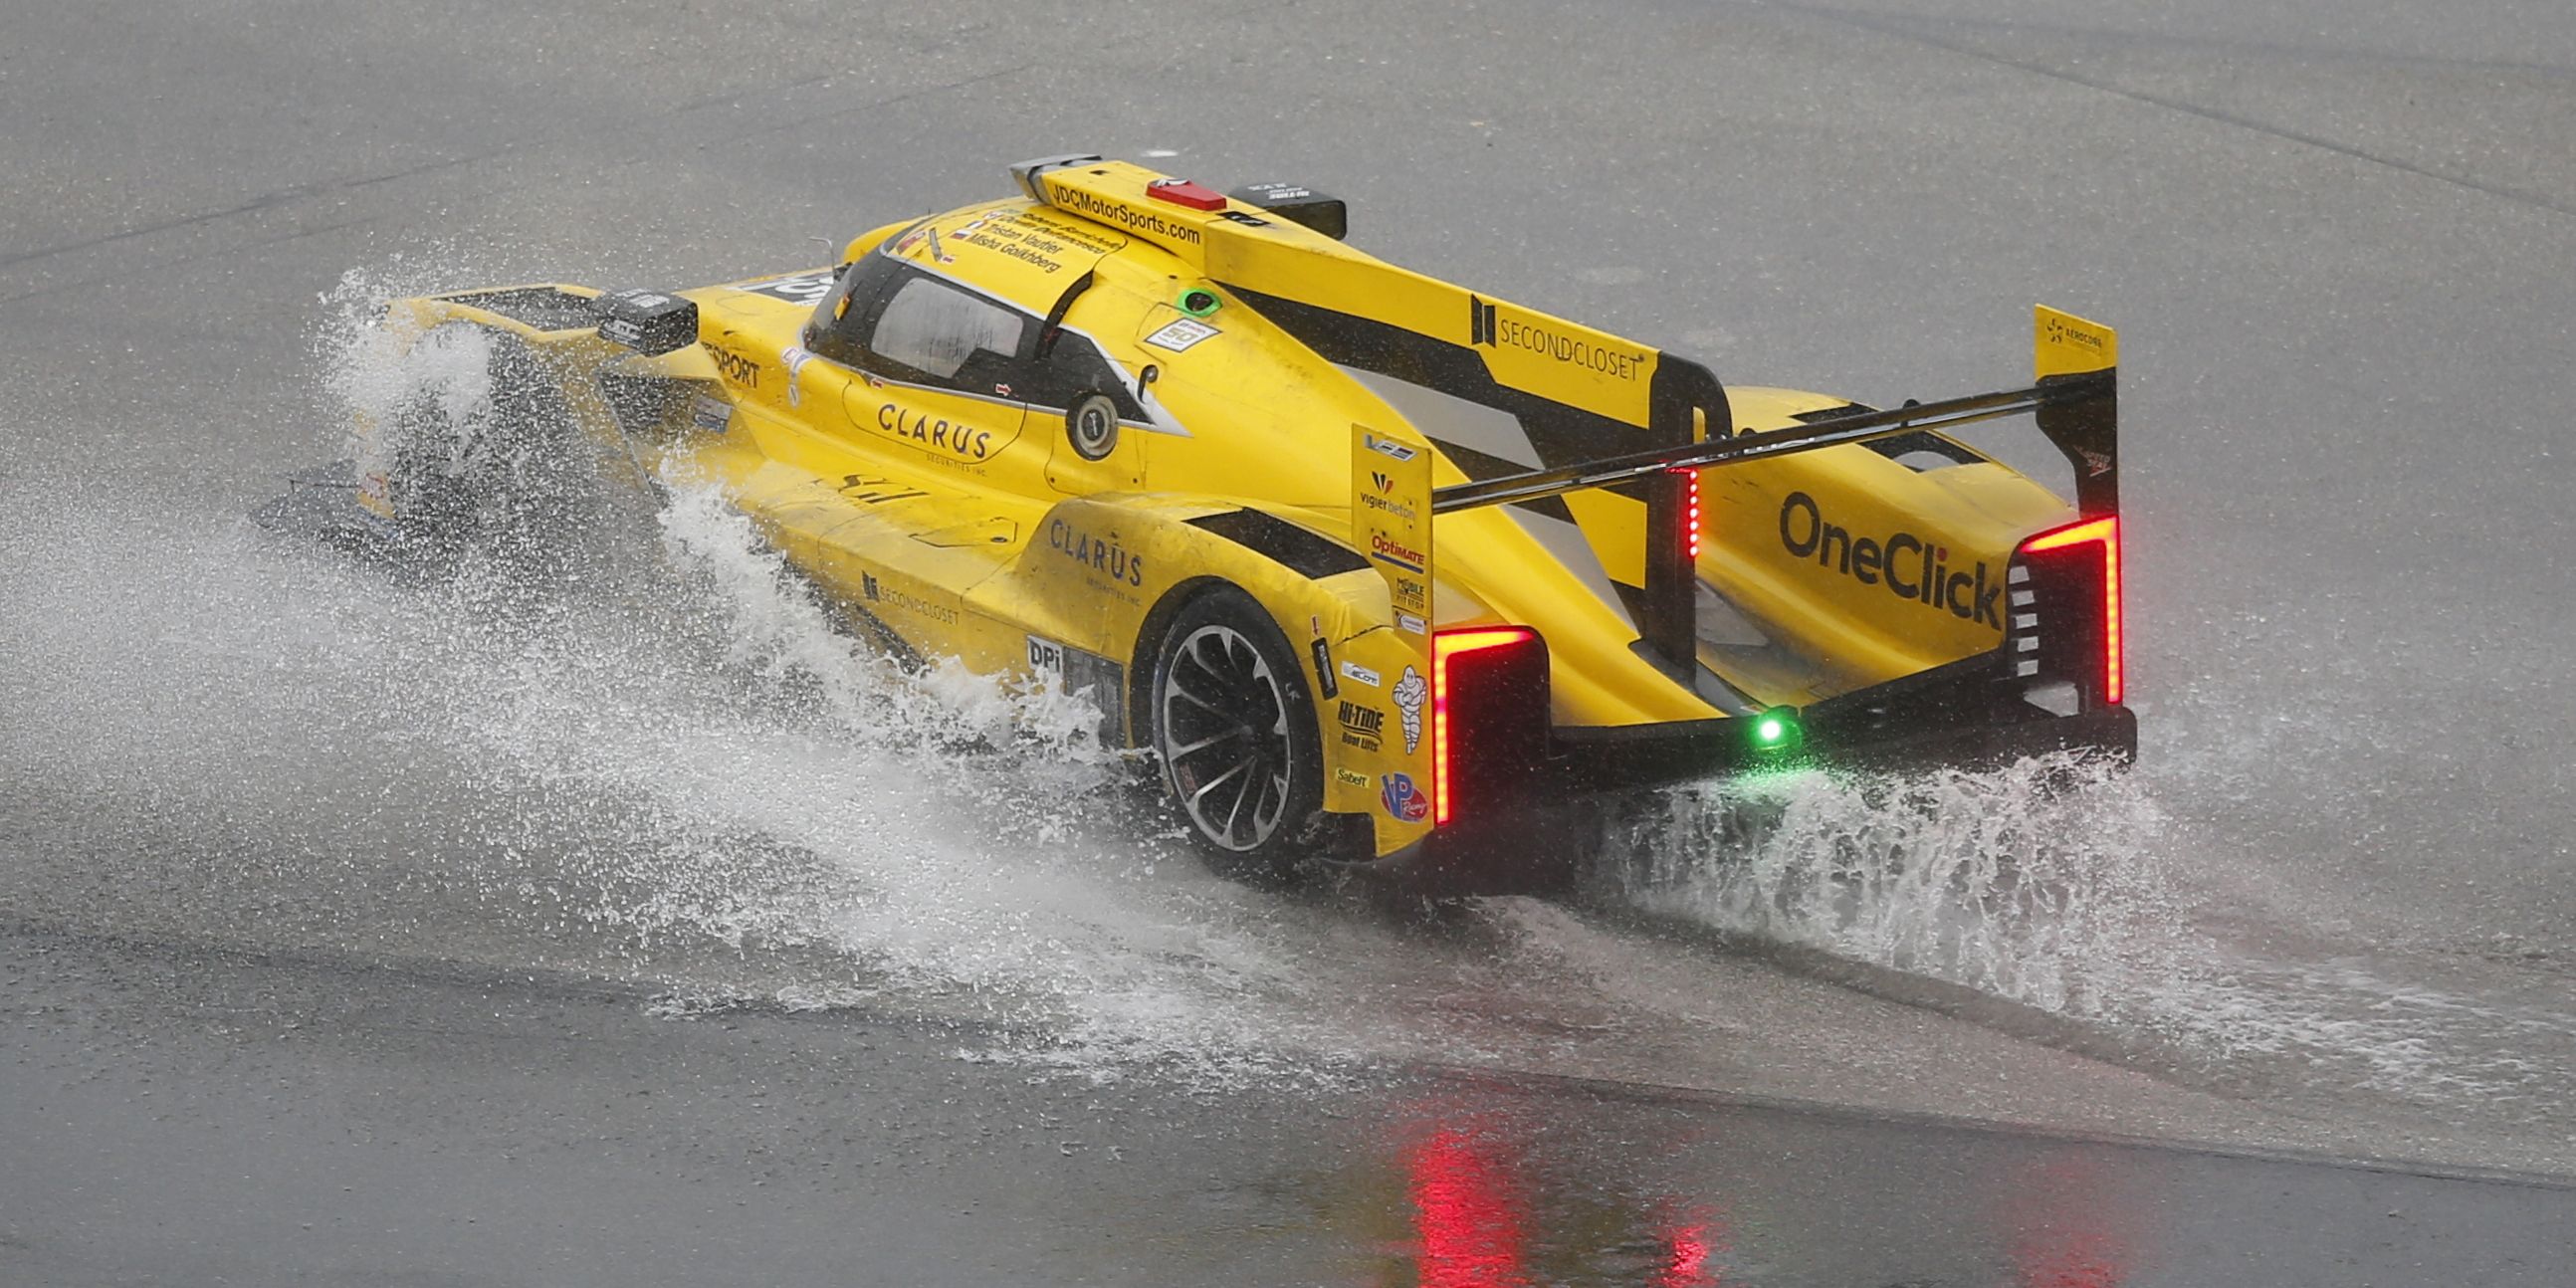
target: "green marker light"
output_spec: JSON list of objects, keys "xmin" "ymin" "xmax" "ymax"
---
[{"xmin": 1750, "ymin": 706, "xmax": 1802, "ymax": 753}]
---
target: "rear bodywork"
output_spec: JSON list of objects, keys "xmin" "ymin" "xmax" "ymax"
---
[{"xmin": 312, "ymin": 156, "xmax": 2133, "ymax": 891}]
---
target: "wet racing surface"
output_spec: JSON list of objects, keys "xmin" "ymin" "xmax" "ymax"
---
[
  {"xmin": 6, "ymin": 0, "xmax": 2576, "ymax": 1281},
  {"xmin": 8, "ymin": 922, "xmax": 2566, "ymax": 1286}
]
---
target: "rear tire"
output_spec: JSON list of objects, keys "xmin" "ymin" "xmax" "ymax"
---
[{"xmin": 1147, "ymin": 587, "xmax": 1328, "ymax": 885}]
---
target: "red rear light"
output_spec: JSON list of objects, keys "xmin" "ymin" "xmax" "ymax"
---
[
  {"xmin": 2020, "ymin": 516, "xmax": 2122, "ymax": 704},
  {"xmin": 1675, "ymin": 467, "xmax": 1701, "ymax": 560},
  {"xmin": 1144, "ymin": 179, "xmax": 1227, "ymax": 211},
  {"xmin": 1431, "ymin": 627, "xmax": 1541, "ymax": 825}
]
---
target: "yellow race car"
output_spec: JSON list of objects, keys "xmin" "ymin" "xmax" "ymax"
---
[{"xmin": 274, "ymin": 154, "xmax": 2131, "ymax": 892}]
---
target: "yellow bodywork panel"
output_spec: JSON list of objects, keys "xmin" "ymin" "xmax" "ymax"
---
[{"xmin": 1035, "ymin": 160, "xmax": 1663, "ymax": 429}]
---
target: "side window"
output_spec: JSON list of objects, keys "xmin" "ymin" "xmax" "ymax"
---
[
  {"xmin": 864, "ymin": 276, "xmax": 1030, "ymax": 395},
  {"xmin": 1030, "ymin": 331, "xmax": 1148, "ymax": 421},
  {"xmin": 804, "ymin": 254, "xmax": 903, "ymax": 367}
]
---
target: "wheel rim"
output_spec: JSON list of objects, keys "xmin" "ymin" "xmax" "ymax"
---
[{"xmin": 1158, "ymin": 623, "xmax": 1295, "ymax": 852}]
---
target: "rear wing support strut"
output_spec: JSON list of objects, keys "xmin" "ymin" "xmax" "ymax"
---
[{"xmin": 1429, "ymin": 308, "xmax": 2119, "ymax": 675}]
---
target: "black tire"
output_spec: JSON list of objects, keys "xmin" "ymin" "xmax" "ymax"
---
[
  {"xmin": 1147, "ymin": 586, "xmax": 1327, "ymax": 884},
  {"xmin": 383, "ymin": 324, "xmax": 574, "ymax": 553}
]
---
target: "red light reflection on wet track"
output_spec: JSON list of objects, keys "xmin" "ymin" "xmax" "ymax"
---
[
  {"xmin": 1403, "ymin": 1121, "xmax": 1727, "ymax": 1287},
  {"xmin": 1407, "ymin": 1126, "xmax": 1529, "ymax": 1287}
]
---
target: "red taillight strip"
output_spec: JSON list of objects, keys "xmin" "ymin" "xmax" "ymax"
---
[
  {"xmin": 1430, "ymin": 626, "xmax": 1539, "ymax": 826},
  {"xmin": 2020, "ymin": 516, "xmax": 2122, "ymax": 705},
  {"xmin": 1676, "ymin": 468, "xmax": 1701, "ymax": 560}
]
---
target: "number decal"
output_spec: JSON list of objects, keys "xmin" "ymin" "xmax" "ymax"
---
[{"xmin": 734, "ymin": 272, "xmax": 836, "ymax": 304}]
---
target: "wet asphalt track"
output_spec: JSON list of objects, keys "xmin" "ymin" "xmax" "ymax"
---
[
  {"xmin": 7, "ymin": 0, "xmax": 2576, "ymax": 1282},
  {"xmin": 8, "ymin": 919, "xmax": 2569, "ymax": 1287}
]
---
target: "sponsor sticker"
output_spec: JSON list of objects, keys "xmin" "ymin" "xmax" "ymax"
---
[
  {"xmin": 1336, "ymin": 700, "xmax": 1385, "ymax": 751},
  {"xmin": 691, "ymin": 394, "xmax": 731, "ymax": 434},
  {"xmin": 1027, "ymin": 635, "xmax": 1066, "ymax": 673},
  {"xmin": 702, "ymin": 342, "xmax": 759, "ymax": 388},
  {"xmin": 868, "ymin": 579, "xmax": 959, "ymax": 625},
  {"xmin": 1142, "ymin": 318, "xmax": 1221, "ymax": 352},
  {"xmin": 1045, "ymin": 517, "xmax": 1146, "ymax": 588},
  {"xmin": 1368, "ymin": 533, "xmax": 1426, "ymax": 574},
  {"xmin": 1044, "ymin": 180, "xmax": 1205, "ymax": 247},
  {"xmin": 1380, "ymin": 772, "xmax": 1430, "ymax": 824},
  {"xmin": 1339, "ymin": 660, "xmax": 1382, "ymax": 689},
  {"xmin": 1335, "ymin": 766, "xmax": 1371, "ymax": 789},
  {"xmin": 1391, "ymin": 666, "xmax": 1427, "ymax": 754},
  {"xmin": 1777, "ymin": 490, "xmax": 2004, "ymax": 629},
  {"xmin": 1355, "ymin": 424, "xmax": 1434, "ymax": 619},
  {"xmin": 1362, "ymin": 470, "xmax": 1421, "ymax": 525},
  {"xmin": 1396, "ymin": 612, "xmax": 1426, "ymax": 635},
  {"xmin": 875, "ymin": 402, "xmax": 1005, "ymax": 462},
  {"xmin": 1466, "ymin": 293, "xmax": 1649, "ymax": 383},
  {"xmin": 2040, "ymin": 310, "xmax": 2109, "ymax": 358}
]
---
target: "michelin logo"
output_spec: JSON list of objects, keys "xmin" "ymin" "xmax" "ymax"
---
[{"xmin": 1391, "ymin": 665, "xmax": 1426, "ymax": 754}]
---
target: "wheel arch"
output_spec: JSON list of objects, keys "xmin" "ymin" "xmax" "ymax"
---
[
  {"xmin": 1010, "ymin": 496, "xmax": 1372, "ymax": 750},
  {"xmin": 1125, "ymin": 573, "xmax": 1237, "ymax": 750}
]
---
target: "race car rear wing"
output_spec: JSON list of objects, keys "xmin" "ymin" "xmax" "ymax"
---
[
  {"xmin": 1358, "ymin": 307, "xmax": 2120, "ymax": 682},
  {"xmin": 1431, "ymin": 309, "xmax": 2118, "ymax": 516},
  {"xmin": 1347, "ymin": 309, "xmax": 2118, "ymax": 848}
]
